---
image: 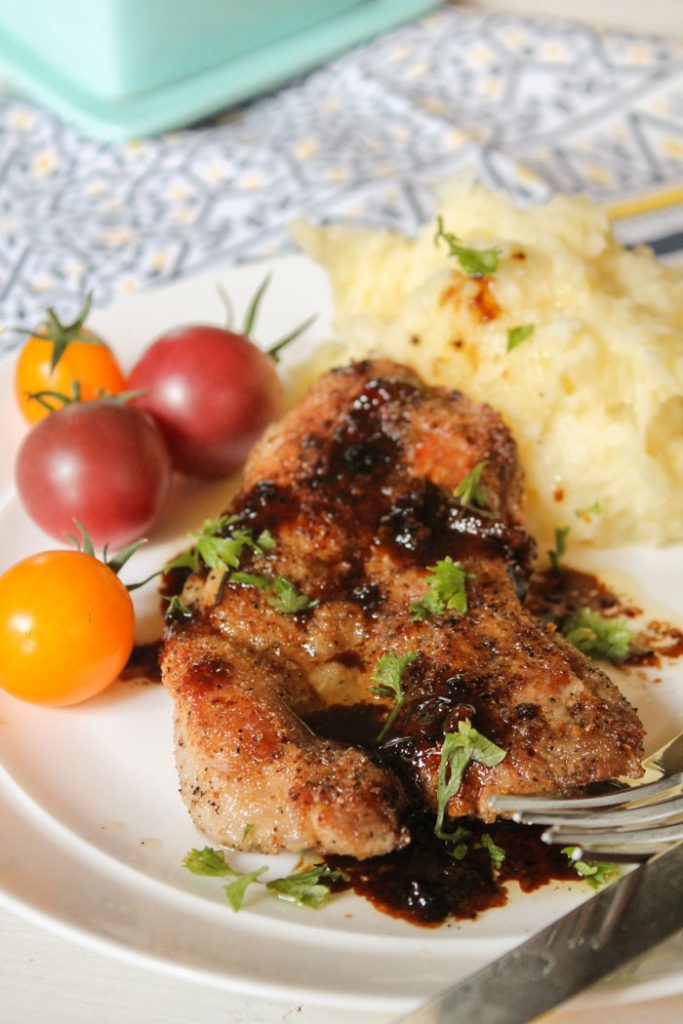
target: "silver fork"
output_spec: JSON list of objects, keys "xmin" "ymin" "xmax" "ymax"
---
[{"xmin": 489, "ymin": 728, "xmax": 683, "ymax": 862}]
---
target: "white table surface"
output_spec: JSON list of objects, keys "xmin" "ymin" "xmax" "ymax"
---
[{"xmin": 1, "ymin": 905, "xmax": 681, "ymax": 1024}]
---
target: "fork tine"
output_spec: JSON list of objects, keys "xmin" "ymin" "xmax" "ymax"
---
[
  {"xmin": 511, "ymin": 792, "xmax": 683, "ymax": 829},
  {"xmin": 489, "ymin": 770, "xmax": 683, "ymax": 814},
  {"xmin": 489, "ymin": 730, "xmax": 683, "ymax": 864},
  {"xmin": 564, "ymin": 847, "xmax": 653, "ymax": 864},
  {"xmin": 542, "ymin": 820, "xmax": 683, "ymax": 850}
]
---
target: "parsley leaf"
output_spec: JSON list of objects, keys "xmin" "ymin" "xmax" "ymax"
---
[
  {"xmin": 223, "ymin": 867, "xmax": 268, "ymax": 912},
  {"xmin": 562, "ymin": 847, "xmax": 618, "ymax": 890},
  {"xmin": 182, "ymin": 847, "xmax": 235, "ymax": 876},
  {"xmin": 182, "ymin": 846, "xmax": 268, "ymax": 911},
  {"xmin": 454, "ymin": 461, "xmax": 489, "ymax": 510},
  {"xmin": 197, "ymin": 528, "xmax": 261, "ymax": 572},
  {"xmin": 182, "ymin": 848, "xmax": 340, "ymax": 912},
  {"xmin": 164, "ymin": 548, "xmax": 201, "ymax": 573},
  {"xmin": 182, "ymin": 845, "xmax": 268, "ymax": 911},
  {"xmin": 164, "ymin": 517, "xmax": 276, "ymax": 576},
  {"xmin": 230, "ymin": 571, "xmax": 273, "ymax": 590},
  {"xmin": 549, "ymin": 525, "xmax": 570, "ymax": 571},
  {"xmin": 369, "ymin": 651, "xmax": 418, "ymax": 742},
  {"xmin": 410, "ymin": 556, "xmax": 470, "ymax": 620},
  {"xmin": 164, "ymin": 515, "xmax": 237, "ymax": 573},
  {"xmin": 507, "ymin": 323, "xmax": 535, "ymax": 351},
  {"xmin": 450, "ymin": 841, "xmax": 470, "ymax": 861},
  {"xmin": 562, "ymin": 608, "xmax": 633, "ymax": 663},
  {"xmin": 266, "ymin": 576, "xmax": 317, "ymax": 614},
  {"xmin": 230, "ymin": 570, "xmax": 317, "ymax": 614},
  {"xmin": 163, "ymin": 594, "xmax": 193, "ymax": 622},
  {"xmin": 435, "ymin": 721, "xmax": 506, "ymax": 839},
  {"xmin": 441, "ymin": 825, "xmax": 471, "ymax": 860},
  {"xmin": 266, "ymin": 865, "xmax": 341, "ymax": 909},
  {"xmin": 479, "ymin": 833, "xmax": 506, "ymax": 870},
  {"xmin": 255, "ymin": 529, "xmax": 277, "ymax": 551},
  {"xmin": 163, "ymin": 516, "xmax": 318, "ymax": 619},
  {"xmin": 434, "ymin": 216, "xmax": 501, "ymax": 276}
]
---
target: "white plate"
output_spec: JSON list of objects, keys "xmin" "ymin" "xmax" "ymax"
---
[{"xmin": 1, "ymin": 255, "xmax": 682, "ymax": 1013}]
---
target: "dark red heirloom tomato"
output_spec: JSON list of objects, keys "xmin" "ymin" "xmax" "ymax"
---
[
  {"xmin": 126, "ymin": 325, "xmax": 282, "ymax": 479},
  {"xmin": 15, "ymin": 400, "xmax": 172, "ymax": 548}
]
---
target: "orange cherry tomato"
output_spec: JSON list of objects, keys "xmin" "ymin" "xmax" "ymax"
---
[
  {"xmin": 14, "ymin": 297, "xmax": 125, "ymax": 424},
  {"xmin": 15, "ymin": 331, "xmax": 126, "ymax": 424},
  {"xmin": 0, "ymin": 550, "xmax": 135, "ymax": 707}
]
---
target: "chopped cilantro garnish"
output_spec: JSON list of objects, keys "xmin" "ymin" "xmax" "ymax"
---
[
  {"xmin": 164, "ymin": 517, "xmax": 274, "ymax": 576},
  {"xmin": 255, "ymin": 529, "xmax": 277, "ymax": 551},
  {"xmin": 507, "ymin": 323, "xmax": 535, "ymax": 352},
  {"xmin": 168, "ymin": 528, "xmax": 307, "ymax": 612},
  {"xmin": 562, "ymin": 608, "xmax": 633, "ymax": 663},
  {"xmin": 183, "ymin": 847, "xmax": 267, "ymax": 911},
  {"xmin": 163, "ymin": 594, "xmax": 193, "ymax": 622},
  {"xmin": 223, "ymin": 868, "xmax": 268, "ymax": 912},
  {"xmin": 434, "ymin": 216, "xmax": 501, "ymax": 276},
  {"xmin": 450, "ymin": 840, "xmax": 469, "ymax": 861},
  {"xmin": 196, "ymin": 528, "xmax": 259, "ymax": 572},
  {"xmin": 369, "ymin": 650, "xmax": 418, "ymax": 742},
  {"xmin": 182, "ymin": 846, "xmax": 234, "ymax": 876},
  {"xmin": 266, "ymin": 864, "xmax": 341, "ymax": 909},
  {"xmin": 549, "ymin": 525, "xmax": 570, "ymax": 571},
  {"xmin": 182, "ymin": 848, "xmax": 339, "ymax": 912},
  {"xmin": 562, "ymin": 847, "xmax": 618, "ymax": 890},
  {"xmin": 479, "ymin": 833, "xmax": 506, "ymax": 870},
  {"xmin": 230, "ymin": 570, "xmax": 273, "ymax": 590},
  {"xmin": 266, "ymin": 576, "xmax": 318, "ymax": 614},
  {"xmin": 435, "ymin": 721, "xmax": 506, "ymax": 839},
  {"xmin": 410, "ymin": 556, "xmax": 471, "ymax": 620},
  {"xmin": 229, "ymin": 569, "xmax": 317, "ymax": 614},
  {"xmin": 454, "ymin": 461, "xmax": 489, "ymax": 510},
  {"xmin": 164, "ymin": 548, "xmax": 201, "ymax": 573},
  {"xmin": 440, "ymin": 824, "xmax": 471, "ymax": 860}
]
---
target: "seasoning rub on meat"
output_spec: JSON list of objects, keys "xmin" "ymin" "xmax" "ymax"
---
[{"xmin": 161, "ymin": 360, "xmax": 644, "ymax": 860}]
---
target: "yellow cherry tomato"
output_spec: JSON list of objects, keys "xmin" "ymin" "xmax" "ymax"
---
[
  {"xmin": 14, "ymin": 297, "xmax": 125, "ymax": 424},
  {"xmin": 0, "ymin": 550, "xmax": 135, "ymax": 707}
]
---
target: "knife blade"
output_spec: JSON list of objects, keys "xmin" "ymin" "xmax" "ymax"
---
[{"xmin": 396, "ymin": 839, "xmax": 683, "ymax": 1024}]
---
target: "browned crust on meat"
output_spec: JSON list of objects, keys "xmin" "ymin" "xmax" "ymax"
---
[{"xmin": 161, "ymin": 359, "xmax": 644, "ymax": 856}]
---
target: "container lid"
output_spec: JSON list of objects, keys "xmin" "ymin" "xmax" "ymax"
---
[{"xmin": 0, "ymin": 0, "xmax": 438, "ymax": 141}]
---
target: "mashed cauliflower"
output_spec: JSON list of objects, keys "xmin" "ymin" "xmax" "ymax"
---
[{"xmin": 292, "ymin": 180, "xmax": 683, "ymax": 547}]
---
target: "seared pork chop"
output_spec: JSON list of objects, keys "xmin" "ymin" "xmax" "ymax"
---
[{"xmin": 161, "ymin": 360, "xmax": 643, "ymax": 859}]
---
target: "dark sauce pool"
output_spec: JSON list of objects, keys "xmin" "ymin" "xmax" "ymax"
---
[
  {"xmin": 526, "ymin": 565, "xmax": 638, "ymax": 622},
  {"xmin": 326, "ymin": 812, "xmax": 577, "ymax": 927},
  {"xmin": 309, "ymin": 699, "xmax": 579, "ymax": 926},
  {"xmin": 527, "ymin": 565, "xmax": 683, "ymax": 669},
  {"xmin": 120, "ymin": 641, "xmax": 162, "ymax": 683}
]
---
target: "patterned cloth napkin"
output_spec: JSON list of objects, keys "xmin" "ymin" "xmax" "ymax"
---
[{"xmin": 1, "ymin": 5, "xmax": 682, "ymax": 353}]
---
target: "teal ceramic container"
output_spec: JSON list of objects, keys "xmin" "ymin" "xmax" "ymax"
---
[{"xmin": 0, "ymin": 0, "xmax": 439, "ymax": 139}]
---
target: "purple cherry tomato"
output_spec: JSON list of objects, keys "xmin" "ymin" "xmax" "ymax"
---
[
  {"xmin": 126, "ymin": 325, "xmax": 282, "ymax": 479},
  {"xmin": 15, "ymin": 400, "xmax": 171, "ymax": 548}
]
